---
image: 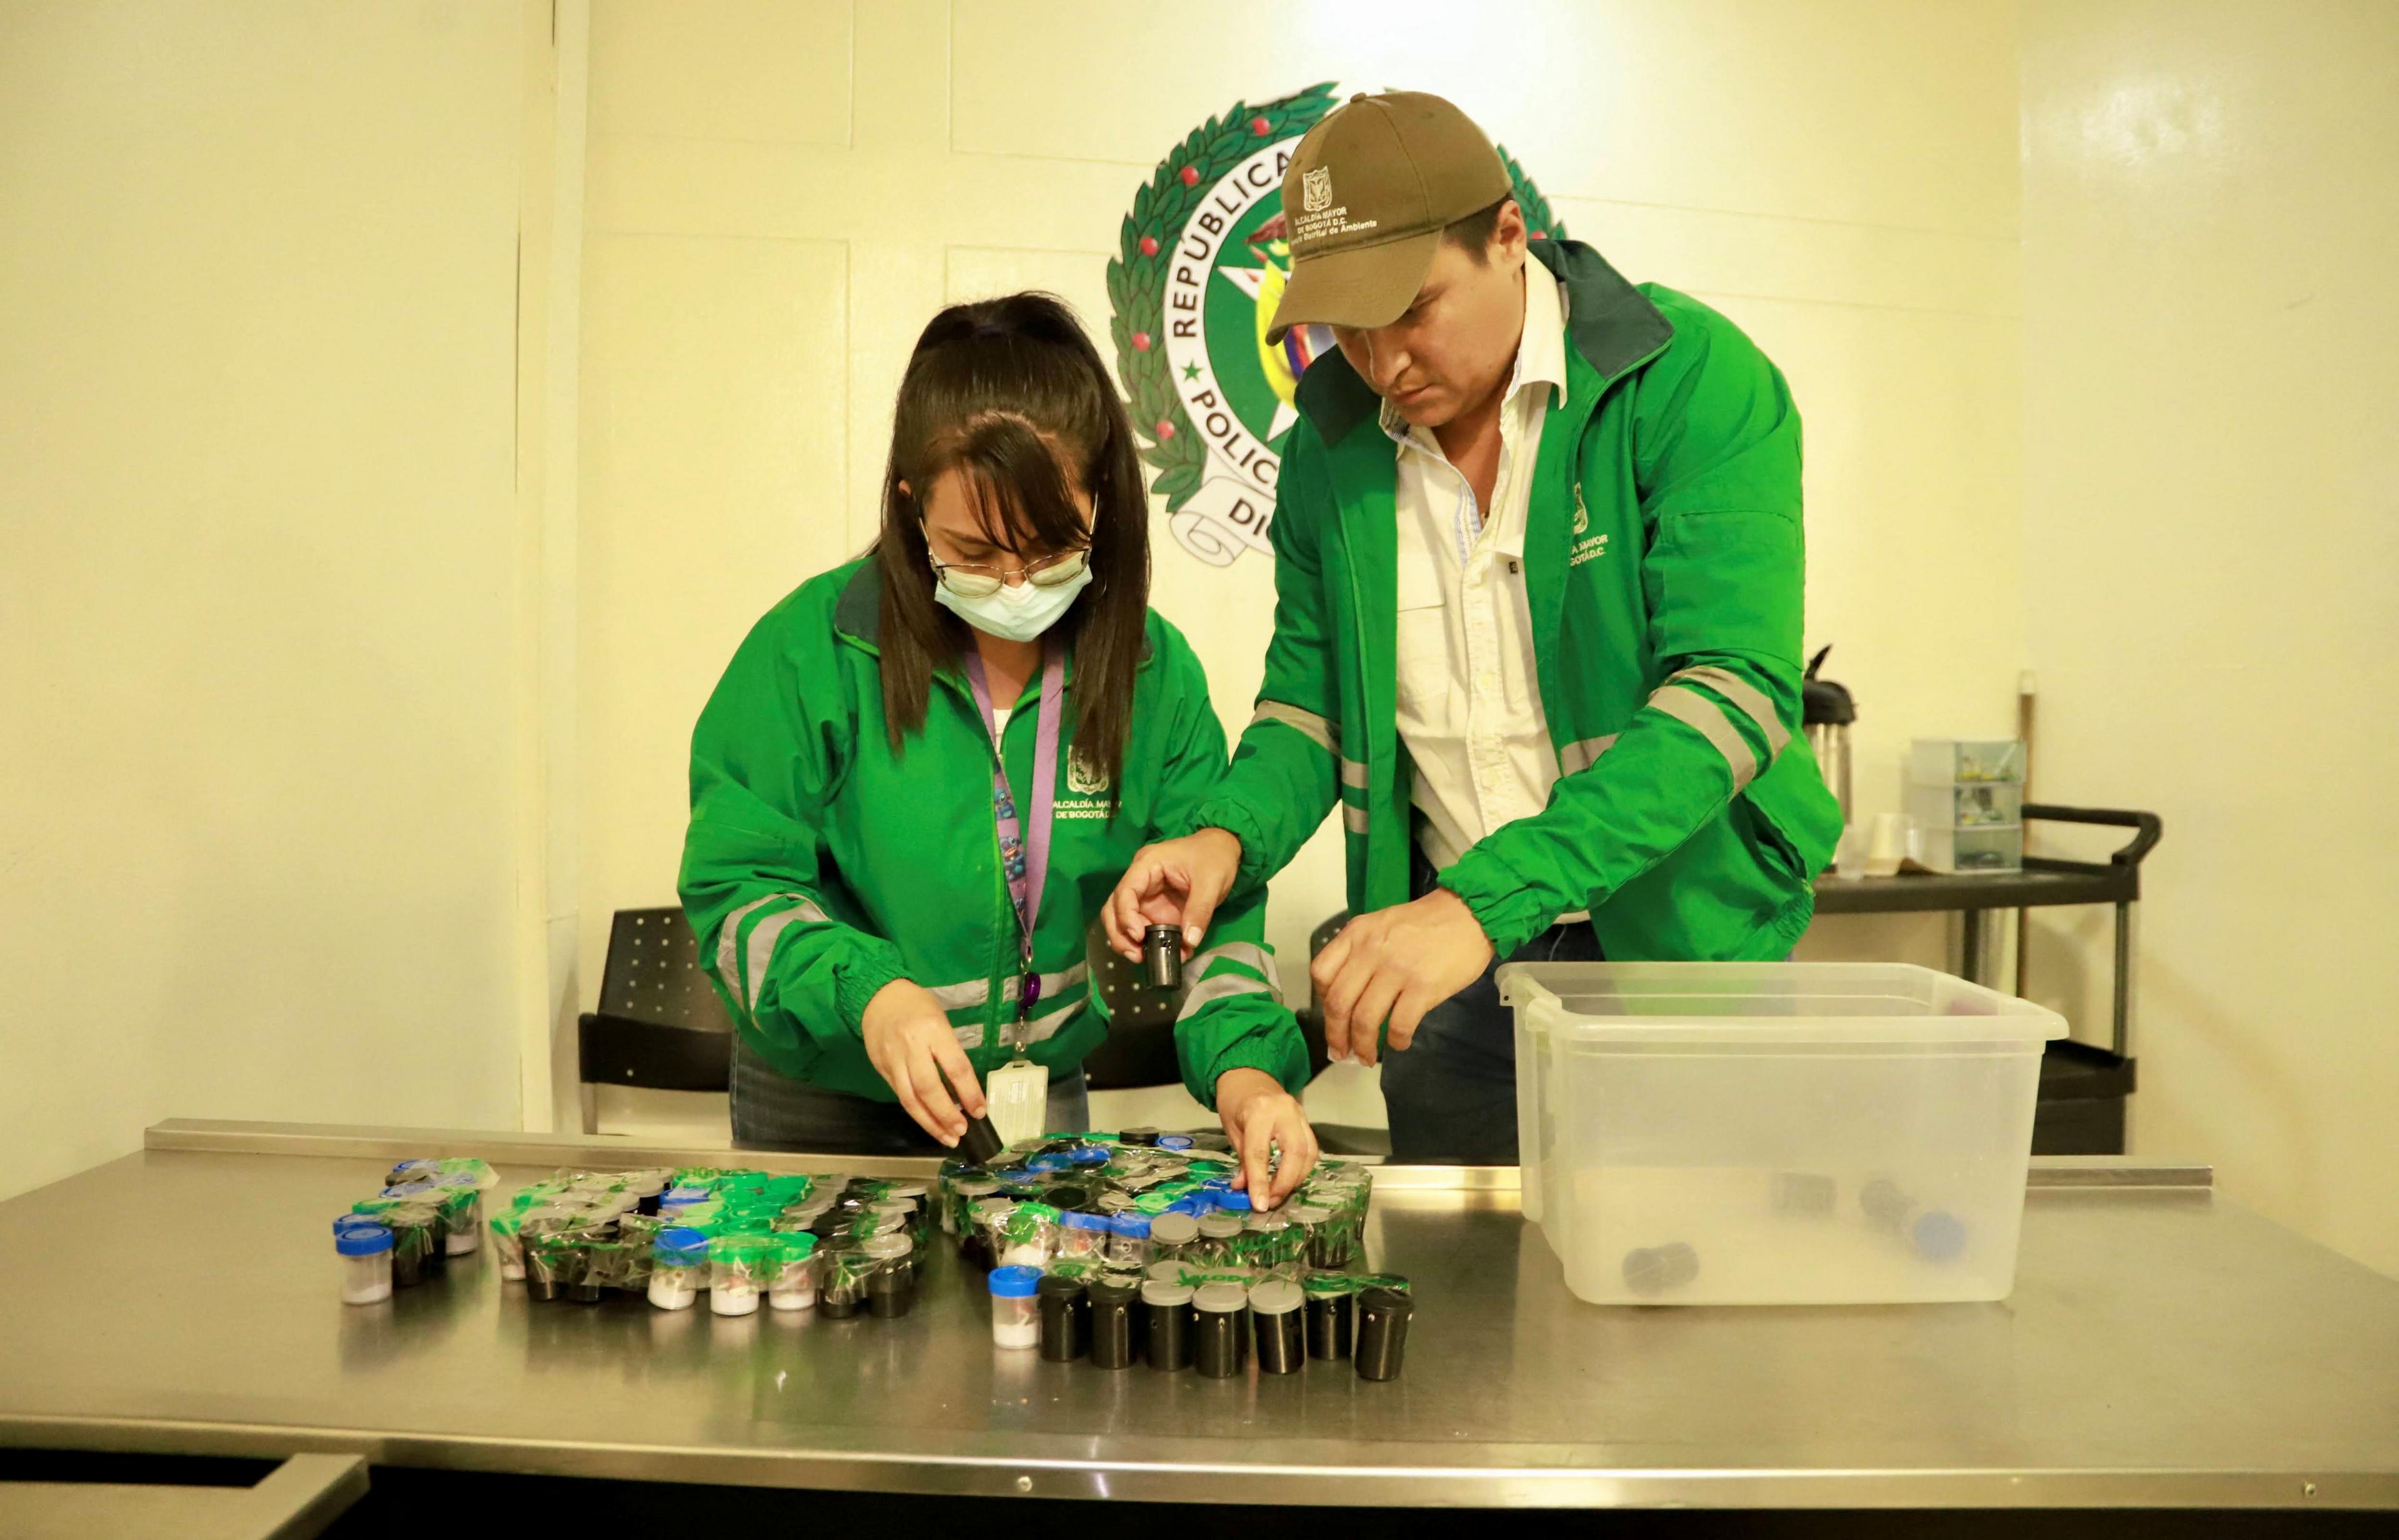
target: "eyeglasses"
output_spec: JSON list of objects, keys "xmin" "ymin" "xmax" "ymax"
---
[{"xmin": 925, "ymin": 544, "xmax": 1091, "ymax": 599}]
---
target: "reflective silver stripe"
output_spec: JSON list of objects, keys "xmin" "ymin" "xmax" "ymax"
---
[
  {"xmin": 1177, "ymin": 971, "xmax": 1277, "ymax": 1021},
  {"xmin": 1558, "ymin": 734, "xmax": 1619, "ymax": 775},
  {"xmin": 951, "ymin": 1023, "xmax": 986, "ymax": 1053},
  {"xmin": 715, "ymin": 893, "xmax": 794, "ymax": 990},
  {"xmin": 991, "ymin": 961, "xmax": 1089, "ymax": 1012},
  {"xmin": 1251, "ymin": 700, "xmax": 1337, "ymax": 755},
  {"xmin": 1188, "ymin": 940, "xmax": 1280, "ymax": 994},
  {"xmin": 1650, "ymin": 684, "xmax": 1759, "ymax": 791},
  {"xmin": 1339, "ymin": 757, "xmax": 1369, "ymax": 789},
  {"xmin": 926, "ymin": 977, "xmax": 992, "ymax": 1010},
  {"xmin": 1671, "ymin": 665, "xmax": 1791, "ymax": 759},
  {"xmin": 742, "ymin": 899, "xmax": 830, "ymax": 1008},
  {"xmin": 1023, "ymin": 998, "xmax": 1086, "ymax": 1043},
  {"xmin": 1342, "ymin": 802, "xmax": 1370, "ymax": 835}
]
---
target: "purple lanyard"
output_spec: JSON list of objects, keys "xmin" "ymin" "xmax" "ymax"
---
[{"xmin": 963, "ymin": 638, "xmax": 1066, "ymax": 1028}]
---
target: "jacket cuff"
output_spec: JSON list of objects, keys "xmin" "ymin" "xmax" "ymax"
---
[
  {"xmin": 1197, "ymin": 1035, "xmax": 1307, "ymax": 1110},
  {"xmin": 1437, "ymin": 847, "xmax": 1560, "ymax": 959},
  {"xmin": 1178, "ymin": 797, "xmax": 1274, "ymax": 898},
  {"xmin": 831, "ymin": 952, "xmax": 908, "ymax": 1036}
]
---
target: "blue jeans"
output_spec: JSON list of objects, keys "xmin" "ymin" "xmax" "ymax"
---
[
  {"xmin": 1379, "ymin": 852, "xmax": 1604, "ymax": 1164},
  {"xmin": 730, "ymin": 1035, "xmax": 1090, "ymax": 1155}
]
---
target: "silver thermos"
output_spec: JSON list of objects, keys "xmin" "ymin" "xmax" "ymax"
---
[{"xmin": 1802, "ymin": 645, "xmax": 1855, "ymax": 823}]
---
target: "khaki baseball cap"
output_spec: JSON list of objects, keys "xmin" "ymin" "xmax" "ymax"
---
[{"xmin": 1264, "ymin": 91, "xmax": 1513, "ymax": 345}]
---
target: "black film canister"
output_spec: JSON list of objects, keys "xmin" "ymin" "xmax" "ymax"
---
[
  {"xmin": 1143, "ymin": 1280, "xmax": 1195, "ymax": 1371},
  {"xmin": 1088, "ymin": 1279, "xmax": 1142, "ymax": 1369},
  {"xmin": 1622, "ymin": 1243, "xmax": 1700, "ymax": 1296},
  {"xmin": 1354, "ymin": 1286, "xmax": 1413, "ymax": 1382},
  {"xmin": 1249, "ymin": 1280, "xmax": 1304, "ymax": 1374},
  {"xmin": 1860, "ymin": 1178, "xmax": 1912, "ymax": 1230},
  {"xmin": 1305, "ymin": 1286, "xmax": 1356, "ymax": 1359},
  {"xmin": 866, "ymin": 1261, "xmax": 915, "ymax": 1319},
  {"xmin": 1037, "ymin": 1274, "xmax": 1090, "ymax": 1362},
  {"xmin": 1120, "ymin": 1126, "xmax": 1160, "ymax": 1147},
  {"xmin": 1771, "ymin": 1171, "xmax": 1837, "ymax": 1216},
  {"xmin": 958, "ymin": 1113, "xmax": 1007, "ymax": 1165},
  {"xmin": 1193, "ymin": 1286, "xmax": 1246, "ymax": 1379},
  {"xmin": 1142, "ymin": 925, "xmax": 1183, "ymax": 991}
]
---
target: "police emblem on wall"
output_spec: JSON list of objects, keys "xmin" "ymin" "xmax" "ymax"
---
[{"xmin": 1107, "ymin": 82, "xmax": 1566, "ymax": 567}]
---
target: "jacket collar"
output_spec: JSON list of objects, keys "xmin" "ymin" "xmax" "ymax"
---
[{"xmin": 1293, "ymin": 237, "xmax": 1673, "ymax": 447}]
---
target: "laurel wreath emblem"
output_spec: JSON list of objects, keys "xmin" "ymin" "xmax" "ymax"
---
[{"xmin": 1108, "ymin": 83, "xmax": 1569, "ymax": 516}]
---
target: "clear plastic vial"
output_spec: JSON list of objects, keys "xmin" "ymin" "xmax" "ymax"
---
[
  {"xmin": 1106, "ymin": 1211, "xmax": 1152, "ymax": 1269},
  {"xmin": 1059, "ymin": 1210, "xmax": 1110, "ymax": 1260},
  {"xmin": 337, "ymin": 1223, "xmax": 394, "ymax": 1305},
  {"xmin": 767, "ymin": 1233, "xmax": 818, "ymax": 1311},
  {"xmin": 988, "ymin": 1264, "xmax": 1041, "ymax": 1349},
  {"xmin": 1195, "ymin": 1213, "xmax": 1245, "ymax": 1265},
  {"xmin": 647, "ymin": 1227, "xmax": 709, "ymax": 1311},
  {"xmin": 710, "ymin": 1234, "xmax": 768, "ymax": 1316},
  {"xmin": 1148, "ymin": 1211, "xmax": 1199, "ymax": 1263}
]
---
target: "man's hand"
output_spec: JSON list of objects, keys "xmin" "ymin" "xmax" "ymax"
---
[
  {"xmin": 861, "ymin": 978, "xmax": 986, "ymax": 1146},
  {"xmin": 1216, "ymin": 1066, "xmax": 1319, "ymax": 1209},
  {"xmin": 1103, "ymin": 827, "xmax": 1243, "ymax": 961},
  {"xmin": 1312, "ymin": 887, "xmax": 1495, "ymax": 1066}
]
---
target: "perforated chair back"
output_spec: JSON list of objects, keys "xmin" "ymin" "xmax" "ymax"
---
[
  {"xmin": 579, "ymin": 908, "xmax": 734, "ymax": 1094},
  {"xmin": 1078, "ymin": 914, "xmax": 1183, "ymax": 1091}
]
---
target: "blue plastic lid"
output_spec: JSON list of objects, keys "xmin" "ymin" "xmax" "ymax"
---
[
  {"xmin": 1165, "ymin": 1197, "xmax": 1203, "ymax": 1217},
  {"xmin": 1026, "ymin": 1152, "xmax": 1071, "ymax": 1173},
  {"xmin": 1066, "ymin": 1145, "xmax": 1110, "ymax": 1166},
  {"xmin": 379, "ymin": 1181, "xmax": 437, "ymax": 1198},
  {"xmin": 1157, "ymin": 1134, "xmax": 1195, "ymax": 1151},
  {"xmin": 661, "ymin": 1187, "xmax": 711, "ymax": 1206},
  {"xmin": 655, "ymin": 1226, "xmax": 712, "ymax": 1259},
  {"xmin": 1060, "ymin": 1209, "xmax": 1109, "ymax": 1231},
  {"xmin": 335, "ymin": 1225, "xmax": 394, "ymax": 1256},
  {"xmin": 333, "ymin": 1214, "xmax": 385, "ymax": 1233},
  {"xmin": 1912, "ymin": 1210, "xmax": 1968, "ymax": 1264},
  {"xmin": 1109, "ymin": 1212, "xmax": 1151, "ymax": 1238},
  {"xmin": 988, "ymin": 1265, "xmax": 1042, "ymax": 1298},
  {"xmin": 1214, "ymin": 1189, "xmax": 1252, "ymax": 1213}
]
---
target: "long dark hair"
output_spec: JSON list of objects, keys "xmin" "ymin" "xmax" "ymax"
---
[{"xmin": 875, "ymin": 293, "xmax": 1150, "ymax": 803}]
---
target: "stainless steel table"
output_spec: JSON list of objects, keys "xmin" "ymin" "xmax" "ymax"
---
[{"xmin": 1, "ymin": 1120, "xmax": 2393, "ymax": 1511}]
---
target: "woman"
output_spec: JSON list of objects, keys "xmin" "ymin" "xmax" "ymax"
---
[{"xmin": 680, "ymin": 292, "xmax": 1319, "ymax": 1205}]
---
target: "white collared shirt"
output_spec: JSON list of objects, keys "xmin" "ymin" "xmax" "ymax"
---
[{"xmin": 1384, "ymin": 264, "xmax": 1574, "ymax": 889}]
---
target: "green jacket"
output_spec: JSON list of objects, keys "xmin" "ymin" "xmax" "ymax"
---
[
  {"xmin": 680, "ymin": 561, "xmax": 1309, "ymax": 1108},
  {"xmin": 1183, "ymin": 239, "xmax": 1842, "ymax": 960}
]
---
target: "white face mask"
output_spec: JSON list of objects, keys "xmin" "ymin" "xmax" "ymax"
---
[{"xmin": 931, "ymin": 559, "xmax": 1093, "ymax": 643}]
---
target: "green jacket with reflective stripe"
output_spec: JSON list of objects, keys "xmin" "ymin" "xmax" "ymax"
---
[
  {"xmin": 1183, "ymin": 239, "xmax": 1843, "ymax": 961},
  {"xmin": 680, "ymin": 560, "xmax": 1309, "ymax": 1109}
]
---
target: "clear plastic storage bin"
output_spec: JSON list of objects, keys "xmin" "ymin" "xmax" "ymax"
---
[
  {"xmin": 1913, "ymin": 821, "xmax": 2024, "ymax": 874},
  {"xmin": 1908, "ymin": 780, "xmax": 2022, "ymax": 829},
  {"xmin": 1910, "ymin": 738, "xmax": 2025, "ymax": 784},
  {"xmin": 1500, "ymin": 962, "xmax": 2064, "ymax": 1306}
]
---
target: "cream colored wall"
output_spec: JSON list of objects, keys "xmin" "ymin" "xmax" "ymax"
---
[
  {"xmin": 0, "ymin": 1, "xmax": 544, "ymax": 1199},
  {"xmin": 2020, "ymin": 0, "xmax": 2399, "ymax": 1274},
  {"xmin": 574, "ymin": 0, "xmax": 2029, "ymax": 1116}
]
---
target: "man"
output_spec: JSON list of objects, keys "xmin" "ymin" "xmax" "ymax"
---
[{"xmin": 1107, "ymin": 91, "xmax": 1841, "ymax": 1161}]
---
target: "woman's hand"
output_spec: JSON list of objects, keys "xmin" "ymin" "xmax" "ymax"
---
[
  {"xmin": 862, "ymin": 979, "xmax": 986, "ymax": 1146},
  {"xmin": 1216, "ymin": 1066, "xmax": 1319, "ymax": 1209},
  {"xmin": 1104, "ymin": 828, "xmax": 1243, "ymax": 961}
]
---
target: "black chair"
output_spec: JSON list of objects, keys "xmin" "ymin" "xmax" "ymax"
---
[
  {"xmin": 1079, "ymin": 914, "xmax": 1185, "ymax": 1091},
  {"xmin": 577, "ymin": 908, "xmax": 732, "ymax": 1131},
  {"xmin": 576, "ymin": 905, "xmax": 1383, "ymax": 1151}
]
